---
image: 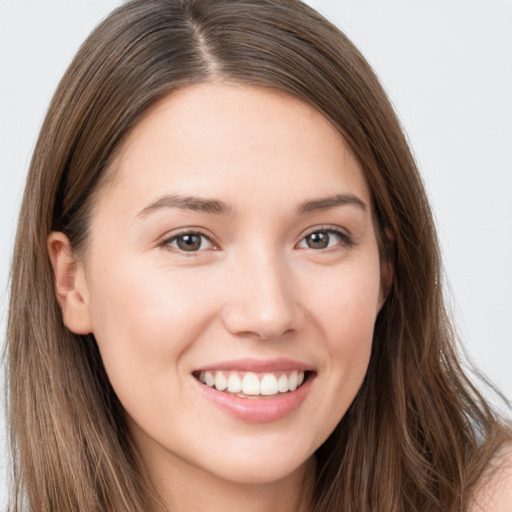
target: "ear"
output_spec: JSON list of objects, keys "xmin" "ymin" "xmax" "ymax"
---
[
  {"xmin": 378, "ymin": 258, "xmax": 393, "ymax": 309},
  {"xmin": 378, "ymin": 228, "xmax": 394, "ymax": 310},
  {"xmin": 47, "ymin": 232, "xmax": 93, "ymax": 334}
]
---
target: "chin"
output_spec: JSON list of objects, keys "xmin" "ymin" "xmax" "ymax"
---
[{"xmin": 202, "ymin": 451, "xmax": 312, "ymax": 486}]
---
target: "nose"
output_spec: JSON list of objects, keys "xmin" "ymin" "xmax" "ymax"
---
[{"xmin": 222, "ymin": 249, "xmax": 300, "ymax": 340}]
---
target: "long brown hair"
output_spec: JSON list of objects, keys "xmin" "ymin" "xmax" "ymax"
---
[{"xmin": 6, "ymin": 0, "xmax": 510, "ymax": 510}]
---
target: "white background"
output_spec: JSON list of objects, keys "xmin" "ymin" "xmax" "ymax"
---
[{"xmin": 1, "ymin": 0, "xmax": 511, "ymax": 506}]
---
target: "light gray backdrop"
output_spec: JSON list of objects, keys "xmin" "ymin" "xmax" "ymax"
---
[{"xmin": 1, "ymin": 0, "xmax": 511, "ymax": 506}]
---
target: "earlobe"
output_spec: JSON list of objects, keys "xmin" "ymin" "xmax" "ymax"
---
[
  {"xmin": 378, "ymin": 228, "xmax": 395, "ymax": 310},
  {"xmin": 378, "ymin": 258, "xmax": 393, "ymax": 309},
  {"xmin": 47, "ymin": 232, "xmax": 93, "ymax": 334}
]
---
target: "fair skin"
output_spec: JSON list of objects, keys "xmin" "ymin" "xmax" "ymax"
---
[
  {"xmin": 48, "ymin": 84, "xmax": 512, "ymax": 511},
  {"xmin": 469, "ymin": 447, "xmax": 512, "ymax": 512},
  {"xmin": 49, "ymin": 83, "xmax": 387, "ymax": 511}
]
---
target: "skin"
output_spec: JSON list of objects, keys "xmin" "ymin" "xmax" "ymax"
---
[
  {"xmin": 469, "ymin": 447, "xmax": 512, "ymax": 512},
  {"xmin": 49, "ymin": 83, "xmax": 392, "ymax": 512}
]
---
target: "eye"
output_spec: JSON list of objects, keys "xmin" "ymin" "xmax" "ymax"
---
[
  {"xmin": 161, "ymin": 231, "xmax": 216, "ymax": 252},
  {"xmin": 297, "ymin": 229, "xmax": 349, "ymax": 250}
]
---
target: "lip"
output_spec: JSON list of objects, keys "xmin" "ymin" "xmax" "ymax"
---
[
  {"xmin": 194, "ymin": 357, "xmax": 315, "ymax": 373},
  {"xmin": 193, "ymin": 360, "xmax": 316, "ymax": 424}
]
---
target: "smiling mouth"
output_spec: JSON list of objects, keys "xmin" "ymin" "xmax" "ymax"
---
[{"xmin": 193, "ymin": 370, "xmax": 313, "ymax": 399}]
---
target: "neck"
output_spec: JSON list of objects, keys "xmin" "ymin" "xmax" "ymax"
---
[{"xmin": 146, "ymin": 453, "xmax": 316, "ymax": 512}]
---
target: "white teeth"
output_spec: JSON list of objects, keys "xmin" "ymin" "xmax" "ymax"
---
[
  {"xmin": 214, "ymin": 372, "xmax": 228, "ymax": 391},
  {"xmin": 198, "ymin": 370, "xmax": 307, "ymax": 397},
  {"xmin": 227, "ymin": 373, "xmax": 242, "ymax": 393},
  {"xmin": 242, "ymin": 372, "xmax": 261, "ymax": 395},
  {"xmin": 288, "ymin": 370, "xmax": 298, "ymax": 391},
  {"xmin": 277, "ymin": 374, "xmax": 289, "ymax": 393},
  {"xmin": 205, "ymin": 371, "xmax": 215, "ymax": 387},
  {"xmin": 260, "ymin": 374, "xmax": 278, "ymax": 395}
]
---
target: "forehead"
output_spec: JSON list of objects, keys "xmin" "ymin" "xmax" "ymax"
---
[{"xmin": 96, "ymin": 83, "xmax": 370, "ymax": 217}]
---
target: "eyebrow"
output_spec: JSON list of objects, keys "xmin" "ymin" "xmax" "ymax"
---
[
  {"xmin": 297, "ymin": 194, "xmax": 368, "ymax": 214},
  {"xmin": 137, "ymin": 192, "xmax": 367, "ymax": 218},
  {"xmin": 137, "ymin": 194, "xmax": 232, "ymax": 217}
]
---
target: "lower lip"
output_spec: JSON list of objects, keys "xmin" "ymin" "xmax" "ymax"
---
[{"xmin": 195, "ymin": 374, "xmax": 315, "ymax": 423}]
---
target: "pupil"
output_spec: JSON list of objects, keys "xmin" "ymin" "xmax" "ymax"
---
[
  {"xmin": 178, "ymin": 234, "xmax": 201, "ymax": 251},
  {"xmin": 307, "ymin": 232, "xmax": 329, "ymax": 249}
]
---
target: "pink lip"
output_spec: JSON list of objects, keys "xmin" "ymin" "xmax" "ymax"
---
[
  {"xmin": 194, "ymin": 357, "xmax": 315, "ymax": 373},
  {"xmin": 193, "ymin": 370, "xmax": 316, "ymax": 424}
]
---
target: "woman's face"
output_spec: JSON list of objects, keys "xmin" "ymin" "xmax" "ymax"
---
[{"xmin": 62, "ymin": 84, "xmax": 388, "ymax": 487}]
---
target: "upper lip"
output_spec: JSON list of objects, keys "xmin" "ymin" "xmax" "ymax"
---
[{"xmin": 193, "ymin": 357, "xmax": 315, "ymax": 373}]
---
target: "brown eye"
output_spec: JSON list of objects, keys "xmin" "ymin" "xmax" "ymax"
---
[
  {"xmin": 177, "ymin": 234, "xmax": 202, "ymax": 251},
  {"xmin": 297, "ymin": 229, "xmax": 348, "ymax": 250},
  {"xmin": 305, "ymin": 231, "xmax": 330, "ymax": 249},
  {"xmin": 164, "ymin": 232, "xmax": 214, "ymax": 252}
]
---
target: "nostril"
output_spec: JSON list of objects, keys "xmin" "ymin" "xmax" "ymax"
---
[{"xmin": 232, "ymin": 327, "xmax": 296, "ymax": 342}]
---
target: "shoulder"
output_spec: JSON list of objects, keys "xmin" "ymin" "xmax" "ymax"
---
[{"xmin": 469, "ymin": 445, "xmax": 512, "ymax": 512}]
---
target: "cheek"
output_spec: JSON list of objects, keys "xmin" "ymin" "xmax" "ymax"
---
[
  {"xmin": 300, "ymin": 257, "xmax": 381, "ymax": 432},
  {"xmin": 84, "ymin": 256, "xmax": 227, "ymax": 435},
  {"xmin": 85, "ymin": 256, "xmax": 220, "ymax": 383},
  {"xmin": 306, "ymin": 257, "xmax": 382, "ymax": 346},
  {"xmin": 330, "ymin": 274, "xmax": 379, "ymax": 374}
]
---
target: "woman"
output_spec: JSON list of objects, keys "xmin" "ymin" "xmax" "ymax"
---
[{"xmin": 5, "ymin": 0, "xmax": 511, "ymax": 510}]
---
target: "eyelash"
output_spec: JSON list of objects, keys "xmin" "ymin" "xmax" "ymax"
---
[
  {"xmin": 158, "ymin": 230, "xmax": 217, "ymax": 254},
  {"xmin": 158, "ymin": 225, "xmax": 354, "ymax": 254},
  {"xmin": 298, "ymin": 225, "xmax": 355, "ymax": 251}
]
